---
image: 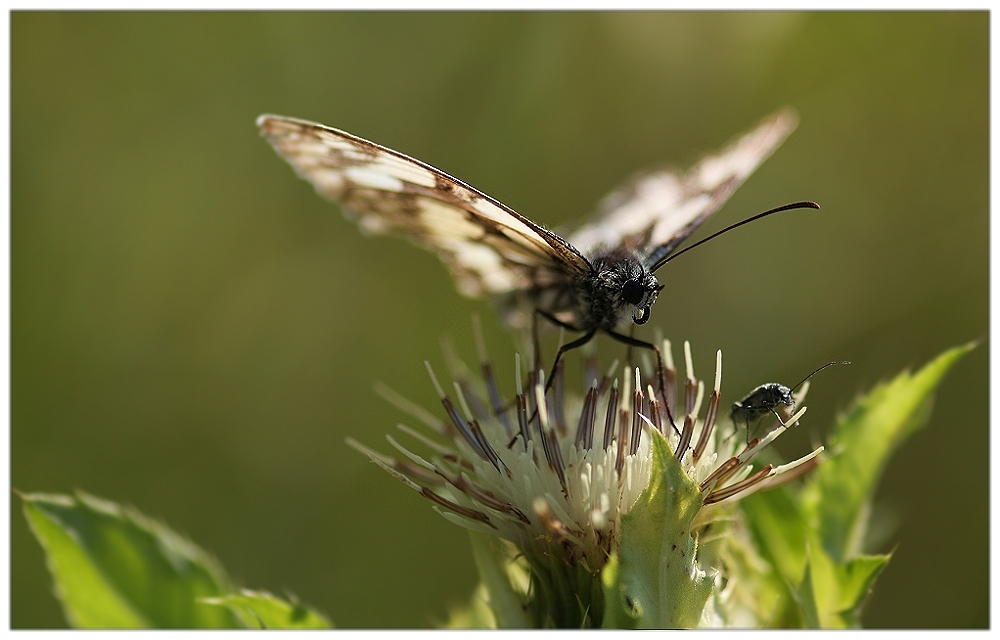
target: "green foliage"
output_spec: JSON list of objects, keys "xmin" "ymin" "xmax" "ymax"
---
[
  {"xmin": 20, "ymin": 490, "xmax": 240, "ymax": 628},
  {"xmin": 601, "ymin": 428, "xmax": 713, "ymax": 628},
  {"xmin": 202, "ymin": 590, "xmax": 332, "ymax": 629},
  {"xmin": 20, "ymin": 490, "xmax": 332, "ymax": 629},
  {"xmin": 19, "ymin": 345, "xmax": 972, "ymax": 629},
  {"xmin": 803, "ymin": 342, "xmax": 977, "ymax": 562},
  {"xmin": 742, "ymin": 342, "xmax": 975, "ymax": 627},
  {"xmin": 463, "ymin": 531, "xmax": 530, "ymax": 628},
  {"xmin": 802, "ymin": 537, "xmax": 890, "ymax": 628},
  {"xmin": 442, "ymin": 582, "xmax": 499, "ymax": 629}
]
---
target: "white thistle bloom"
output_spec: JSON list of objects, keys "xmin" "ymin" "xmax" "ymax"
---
[{"xmin": 349, "ymin": 328, "xmax": 824, "ymax": 628}]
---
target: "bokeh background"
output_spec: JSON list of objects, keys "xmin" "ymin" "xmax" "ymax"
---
[{"xmin": 12, "ymin": 12, "xmax": 987, "ymax": 628}]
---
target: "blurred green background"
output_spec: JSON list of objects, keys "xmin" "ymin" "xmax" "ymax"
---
[{"xmin": 12, "ymin": 12, "xmax": 987, "ymax": 628}]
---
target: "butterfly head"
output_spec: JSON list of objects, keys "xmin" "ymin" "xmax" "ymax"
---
[
  {"xmin": 586, "ymin": 249, "xmax": 665, "ymax": 329},
  {"xmin": 621, "ymin": 275, "xmax": 663, "ymax": 325}
]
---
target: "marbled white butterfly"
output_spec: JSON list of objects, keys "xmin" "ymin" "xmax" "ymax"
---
[{"xmin": 258, "ymin": 111, "xmax": 817, "ymax": 399}]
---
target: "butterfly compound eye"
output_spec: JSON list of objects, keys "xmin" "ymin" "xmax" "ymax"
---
[{"xmin": 622, "ymin": 279, "xmax": 645, "ymax": 306}]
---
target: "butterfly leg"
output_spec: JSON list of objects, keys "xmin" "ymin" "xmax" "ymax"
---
[
  {"xmin": 517, "ymin": 309, "xmax": 595, "ymax": 429},
  {"xmin": 519, "ymin": 324, "xmax": 597, "ymax": 432},
  {"xmin": 604, "ymin": 329, "xmax": 677, "ymax": 433},
  {"xmin": 544, "ymin": 328, "xmax": 598, "ymax": 393},
  {"xmin": 533, "ymin": 308, "xmax": 587, "ymax": 385},
  {"xmin": 534, "ymin": 308, "xmax": 583, "ymax": 334},
  {"xmin": 533, "ymin": 309, "xmax": 581, "ymax": 374}
]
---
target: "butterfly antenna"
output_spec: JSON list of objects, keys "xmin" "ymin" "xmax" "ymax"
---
[
  {"xmin": 649, "ymin": 201, "xmax": 820, "ymax": 273},
  {"xmin": 790, "ymin": 361, "xmax": 851, "ymax": 393}
]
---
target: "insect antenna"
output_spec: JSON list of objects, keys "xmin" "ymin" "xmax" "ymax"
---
[
  {"xmin": 649, "ymin": 201, "xmax": 820, "ymax": 273},
  {"xmin": 789, "ymin": 360, "xmax": 852, "ymax": 393}
]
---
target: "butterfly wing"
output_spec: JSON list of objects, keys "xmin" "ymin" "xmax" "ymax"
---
[
  {"xmin": 258, "ymin": 115, "xmax": 591, "ymax": 302},
  {"xmin": 565, "ymin": 110, "xmax": 799, "ymax": 268}
]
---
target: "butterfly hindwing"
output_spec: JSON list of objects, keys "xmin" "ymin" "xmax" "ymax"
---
[
  {"xmin": 258, "ymin": 115, "xmax": 591, "ymax": 299},
  {"xmin": 565, "ymin": 110, "xmax": 799, "ymax": 268}
]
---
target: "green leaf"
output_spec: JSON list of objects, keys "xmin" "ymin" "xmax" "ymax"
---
[
  {"xmin": 738, "ymin": 484, "xmax": 810, "ymax": 627},
  {"xmin": 792, "ymin": 553, "xmax": 821, "ymax": 629},
  {"xmin": 803, "ymin": 342, "xmax": 976, "ymax": 562},
  {"xmin": 741, "ymin": 482, "xmax": 809, "ymax": 586},
  {"xmin": 465, "ymin": 531, "xmax": 530, "ymax": 628},
  {"xmin": 201, "ymin": 590, "xmax": 332, "ymax": 628},
  {"xmin": 829, "ymin": 553, "xmax": 891, "ymax": 627},
  {"xmin": 601, "ymin": 429, "xmax": 713, "ymax": 628},
  {"xmin": 442, "ymin": 583, "xmax": 498, "ymax": 629},
  {"xmin": 20, "ymin": 490, "xmax": 240, "ymax": 628},
  {"xmin": 803, "ymin": 533, "xmax": 890, "ymax": 628},
  {"xmin": 708, "ymin": 509, "xmax": 793, "ymax": 627}
]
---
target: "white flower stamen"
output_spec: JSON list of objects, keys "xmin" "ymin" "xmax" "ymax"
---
[{"xmin": 354, "ymin": 330, "xmax": 829, "ymax": 629}]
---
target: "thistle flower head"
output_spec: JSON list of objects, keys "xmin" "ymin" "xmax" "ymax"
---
[{"xmin": 349, "ymin": 327, "xmax": 824, "ymax": 628}]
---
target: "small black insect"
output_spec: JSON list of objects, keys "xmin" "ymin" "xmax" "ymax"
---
[{"xmin": 731, "ymin": 361, "xmax": 851, "ymax": 443}]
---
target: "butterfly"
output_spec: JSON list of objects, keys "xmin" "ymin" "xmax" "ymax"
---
[{"xmin": 258, "ymin": 110, "xmax": 816, "ymax": 401}]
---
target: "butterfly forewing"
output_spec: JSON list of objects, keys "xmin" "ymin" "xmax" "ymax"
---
[
  {"xmin": 258, "ymin": 115, "xmax": 590, "ymax": 299},
  {"xmin": 566, "ymin": 110, "xmax": 798, "ymax": 267},
  {"xmin": 259, "ymin": 111, "xmax": 799, "ymax": 332}
]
